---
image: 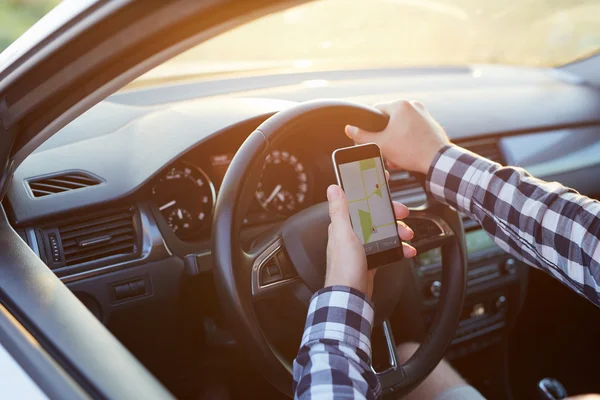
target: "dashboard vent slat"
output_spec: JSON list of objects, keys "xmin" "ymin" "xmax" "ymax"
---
[
  {"xmin": 62, "ymin": 228, "xmax": 135, "ymax": 252},
  {"xmin": 60, "ymin": 216, "xmax": 132, "ymax": 240},
  {"xmin": 387, "ymin": 169, "xmax": 427, "ymax": 207},
  {"xmin": 55, "ymin": 207, "xmax": 137, "ymax": 267},
  {"xmin": 28, "ymin": 171, "xmax": 102, "ymax": 198},
  {"xmin": 62, "ymin": 242, "xmax": 136, "ymax": 266}
]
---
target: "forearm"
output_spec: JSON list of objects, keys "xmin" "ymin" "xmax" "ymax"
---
[
  {"xmin": 293, "ymin": 286, "xmax": 380, "ymax": 399},
  {"xmin": 426, "ymin": 145, "xmax": 600, "ymax": 306}
]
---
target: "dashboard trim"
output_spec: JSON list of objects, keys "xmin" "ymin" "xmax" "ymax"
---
[{"xmin": 24, "ymin": 228, "xmax": 41, "ymax": 258}]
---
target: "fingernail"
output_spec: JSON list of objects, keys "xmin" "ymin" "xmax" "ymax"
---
[
  {"xmin": 345, "ymin": 125, "xmax": 358, "ymax": 137},
  {"xmin": 398, "ymin": 221, "xmax": 415, "ymax": 239},
  {"xmin": 407, "ymin": 245, "xmax": 417, "ymax": 257},
  {"xmin": 327, "ymin": 185, "xmax": 340, "ymax": 200}
]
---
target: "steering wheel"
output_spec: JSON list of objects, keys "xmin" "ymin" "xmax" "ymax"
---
[{"xmin": 212, "ymin": 99, "xmax": 467, "ymax": 398}]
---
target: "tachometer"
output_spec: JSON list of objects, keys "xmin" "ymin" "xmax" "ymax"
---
[
  {"xmin": 256, "ymin": 150, "xmax": 308, "ymax": 216},
  {"xmin": 152, "ymin": 162, "xmax": 215, "ymax": 240}
]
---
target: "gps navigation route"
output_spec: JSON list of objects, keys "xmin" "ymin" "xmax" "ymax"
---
[{"xmin": 343, "ymin": 158, "xmax": 396, "ymax": 244}]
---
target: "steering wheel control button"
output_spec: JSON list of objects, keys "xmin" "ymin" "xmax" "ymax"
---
[
  {"xmin": 503, "ymin": 258, "xmax": 517, "ymax": 274},
  {"xmin": 429, "ymin": 280, "xmax": 442, "ymax": 298},
  {"xmin": 266, "ymin": 263, "xmax": 281, "ymax": 278},
  {"xmin": 260, "ymin": 256, "xmax": 283, "ymax": 286}
]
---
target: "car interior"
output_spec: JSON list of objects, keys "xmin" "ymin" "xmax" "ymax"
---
[{"xmin": 1, "ymin": 0, "xmax": 600, "ymax": 399}]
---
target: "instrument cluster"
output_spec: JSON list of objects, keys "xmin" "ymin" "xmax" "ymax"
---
[{"xmin": 151, "ymin": 149, "xmax": 311, "ymax": 241}]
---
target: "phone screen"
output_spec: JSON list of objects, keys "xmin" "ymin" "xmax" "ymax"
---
[{"xmin": 337, "ymin": 156, "xmax": 401, "ymax": 255}]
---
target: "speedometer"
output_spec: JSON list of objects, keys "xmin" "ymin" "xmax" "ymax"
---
[
  {"xmin": 152, "ymin": 162, "xmax": 215, "ymax": 240},
  {"xmin": 256, "ymin": 150, "xmax": 308, "ymax": 216}
]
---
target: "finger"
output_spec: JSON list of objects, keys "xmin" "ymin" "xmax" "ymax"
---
[
  {"xmin": 345, "ymin": 124, "xmax": 376, "ymax": 144},
  {"xmin": 403, "ymin": 243, "xmax": 417, "ymax": 258},
  {"xmin": 393, "ymin": 201, "xmax": 410, "ymax": 219},
  {"xmin": 386, "ymin": 160, "xmax": 400, "ymax": 170},
  {"xmin": 409, "ymin": 100, "xmax": 425, "ymax": 111},
  {"xmin": 385, "ymin": 169, "xmax": 390, "ymax": 182},
  {"xmin": 373, "ymin": 101, "xmax": 397, "ymax": 114},
  {"xmin": 327, "ymin": 185, "xmax": 352, "ymax": 231},
  {"xmin": 397, "ymin": 220, "xmax": 414, "ymax": 241}
]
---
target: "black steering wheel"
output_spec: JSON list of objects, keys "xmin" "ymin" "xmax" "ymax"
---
[{"xmin": 212, "ymin": 99, "xmax": 467, "ymax": 398}]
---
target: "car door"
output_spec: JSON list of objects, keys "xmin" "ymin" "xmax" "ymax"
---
[{"xmin": 0, "ymin": 0, "xmax": 294, "ymax": 398}]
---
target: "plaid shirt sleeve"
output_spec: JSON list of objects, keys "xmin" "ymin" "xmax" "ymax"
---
[
  {"xmin": 293, "ymin": 285, "xmax": 380, "ymax": 399},
  {"xmin": 427, "ymin": 145, "xmax": 600, "ymax": 306}
]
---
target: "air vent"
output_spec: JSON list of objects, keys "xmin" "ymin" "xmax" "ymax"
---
[
  {"xmin": 28, "ymin": 171, "xmax": 101, "ymax": 198},
  {"xmin": 55, "ymin": 207, "xmax": 137, "ymax": 267},
  {"xmin": 459, "ymin": 137, "xmax": 504, "ymax": 164},
  {"xmin": 388, "ymin": 170, "xmax": 427, "ymax": 206}
]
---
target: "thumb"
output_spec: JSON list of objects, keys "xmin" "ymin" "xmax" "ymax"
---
[
  {"xmin": 345, "ymin": 125, "xmax": 376, "ymax": 145},
  {"xmin": 327, "ymin": 185, "xmax": 352, "ymax": 231}
]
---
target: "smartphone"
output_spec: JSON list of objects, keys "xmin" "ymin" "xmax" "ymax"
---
[{"xmin": 332, "ymin": 143, "xmax": 403, "ymax": 269}]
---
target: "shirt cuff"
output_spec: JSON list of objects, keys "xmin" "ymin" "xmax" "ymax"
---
[
  {"xmin": 425, "ymin": 144, "xmax": 498, "ymax": 214},
  {"xmin": 300, "ymin": 286, "xmax": 375, "ymax": 358}
]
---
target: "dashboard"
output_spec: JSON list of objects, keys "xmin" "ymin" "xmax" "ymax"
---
[
  {"xmin": 3, "ymin": 65, "xmax": 600, "ymax": 393},
  {"xmin": 4, "ymin": 65, "xmax": 600, "ymax": 285}
]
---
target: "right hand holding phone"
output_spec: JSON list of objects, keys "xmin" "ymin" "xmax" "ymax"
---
[
  {"xmin": 345, "ymin": 100, "xmax": 450, "ymax": 175},
  {"xmin": 324, "ymin": 185, "xmax": 416, "ymax": 298}
]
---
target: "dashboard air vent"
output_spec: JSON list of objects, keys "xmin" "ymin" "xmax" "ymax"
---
[
  {"xmin": 28, "ymin": 171, "xmax": 101, "ymax": 198},
  {"xmin": 460, "ymin": 137, "xmax": 504, "ymax": 164},
  {"xmin": 388, "ymin": 170, "xmax": 427, "ymax": 206},
  {"xmin": 57, "ymin": 207, "xmax": 137, "ymax": 267}
]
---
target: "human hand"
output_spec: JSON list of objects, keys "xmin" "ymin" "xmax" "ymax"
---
[
  {"xmin": 345, "ymin": 100, "xmax": 450, "ymax": 175},
  {"xmin": 324, "ymin": 184, "xmax": 417, "ymax": 298}
]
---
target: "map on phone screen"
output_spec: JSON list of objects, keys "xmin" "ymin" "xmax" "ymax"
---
[{"xmin": 338, "ymin": 157, "xmax": 400, "ymax": 255}]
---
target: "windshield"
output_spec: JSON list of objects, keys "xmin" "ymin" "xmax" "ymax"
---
[{"xmin": 127, "ymin": 0, "xmax": 600, "ymax": 90}]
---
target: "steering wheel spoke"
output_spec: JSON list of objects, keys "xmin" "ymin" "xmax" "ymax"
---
[
  {"xmin": 249, "ymin": 237, "xmax": 301, "ymax": 300},
  {"xmin": 376, "ymin": 320, "xmax": 407, "ymax": 395},
  {"xmin": 404, "ymin": 211, "xmax": 454, "ymax": 253}
]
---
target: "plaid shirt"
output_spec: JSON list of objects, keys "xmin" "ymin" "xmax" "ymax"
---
[
  {"xmin": 293, "ymin": 145, "xmax": 600, "ymax": 399},
  {"xmin": 428, "ymin": 145, "xmax": 600, "ymax": 306},
  {"xmin": 293, "ymin": 285, "xmax": 380, "ymax": 399}
]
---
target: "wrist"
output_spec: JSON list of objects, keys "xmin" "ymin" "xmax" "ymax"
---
[
  {"xmin": 324, "ymin": 275, "xmax": 368, "ymax": 298},
  {"xmin": 417, "ymin": 143, "xmax": 446, "ymax": 174}
]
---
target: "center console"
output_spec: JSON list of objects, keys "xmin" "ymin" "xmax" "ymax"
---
[{"xmin": 415, "ymin": 216, "xmax": 528, "ymax": 359}]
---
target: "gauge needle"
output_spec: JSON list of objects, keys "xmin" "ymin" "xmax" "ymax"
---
[
  {"xmin": 159, "ymin": 200, "xmax": 176, "ymax": 211},
  {"xmin": 264, "ymin": 184, "xmax": 282, "ymax": 205},
  {"xmin": 177, "ymin": 209, "xmax": 183, "ymax": 219}
]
